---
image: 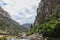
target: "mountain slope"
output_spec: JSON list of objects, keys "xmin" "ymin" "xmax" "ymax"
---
[
  {"xmin": 0, "ymin": 7, "xmax": 23, "ymax": 36},
  {"xmin": 22, "ymin": 23, "xmax": 33, "ymax": 31},
  {"xmin": 33, "ymin": 0, "xmax": 60, "ymax": 38},
  {"xmin": 27, "ymin": 0, "xmax": 60, "ymax": 39}
]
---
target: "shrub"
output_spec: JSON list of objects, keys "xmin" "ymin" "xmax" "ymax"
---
[{"xmin": 0, "ymin": 36, "xmax": 7, "ymax": 40}]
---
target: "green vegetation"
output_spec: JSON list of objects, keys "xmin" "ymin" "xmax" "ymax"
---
[
  {"xmin": 47, "ymin": 38, "xmax": 55, "ymax": 40},
  {"xmin": 0, "ymin": 36, "xmax": 7, "ymax": 40},
  {"xmin": 27, "ymin": 20, "xmax": 60, "ymax": 37},
  {"xmin": 26, "ymin": 10, "xmax": 60, "ymax": 40}
]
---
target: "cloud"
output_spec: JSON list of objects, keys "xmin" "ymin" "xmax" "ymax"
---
[
  {"xmin": 0, "ymin": 0, "xmax": 40, "ymax": 24},
  {"xmin": 0, "ymin": 0, "xmax": 7, "ymax": 6}
]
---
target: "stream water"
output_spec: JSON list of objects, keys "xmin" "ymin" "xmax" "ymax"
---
[{"xmin": 7, "ymin": 38, "xmax": 29, "ymax": 40}]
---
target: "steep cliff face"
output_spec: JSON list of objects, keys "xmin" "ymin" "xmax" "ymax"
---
[
  {"xmin": 0, "ymin": 7, "xmax": 23, "ymax": 36},
  {"xmin": 35, "ymin": 0, "xmax": 60, "ymax": 25}
]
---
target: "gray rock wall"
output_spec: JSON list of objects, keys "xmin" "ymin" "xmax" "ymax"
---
[{"xmin": 35, "ymin": 0, "xmax": 60, "ymax": 25}]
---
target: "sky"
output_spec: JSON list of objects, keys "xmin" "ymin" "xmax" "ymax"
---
[{"xmin": 0, "ymin": 0, "xmax": 40, "ymax": 25}]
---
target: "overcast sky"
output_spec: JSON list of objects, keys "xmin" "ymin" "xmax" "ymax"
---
[{"xmin": 0, "ymin": 0, "xmax": 40, "ymax": 25}]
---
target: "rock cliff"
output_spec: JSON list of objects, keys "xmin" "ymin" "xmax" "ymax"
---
[{"xmin": 35, "ymin": 0, "xmax": 60, "ymax": 25}]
